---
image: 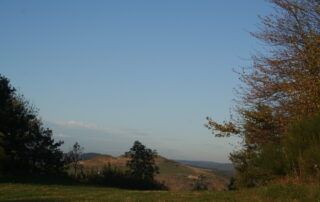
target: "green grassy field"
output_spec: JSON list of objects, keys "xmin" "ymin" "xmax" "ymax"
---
[{"xmin": 0, "ymin": 183, "xmax": 319, "ymax": 202}]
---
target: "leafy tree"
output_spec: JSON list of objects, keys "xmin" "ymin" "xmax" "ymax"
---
[
  {"xmin": 66, "ymin": 142, "xmax": 84, "ymax": 177},
  {"xmin": 206, "ymin": 0, "xmax": 320, "ymax": 186},
  {"xmin": 0, "ymin": 74, "xmax": 65, "ymax": 175},
  {"xmin": 126, "ymin": 141, "xmax": 159, "ymax": 181}
]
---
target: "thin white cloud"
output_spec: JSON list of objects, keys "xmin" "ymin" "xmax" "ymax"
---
[
  {"xmin": 61, "ymin": 120, "xmax": 99, "ymax": 130},
  {"xmin": 51, "ymin": 120, "xmax": 150, "ymax": 139},
  {"xmin": 55, "ymin": 132, "xmax": 72, "ymax": 138}
]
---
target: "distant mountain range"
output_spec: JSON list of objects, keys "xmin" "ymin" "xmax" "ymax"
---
[
  {"xmin": 81, "ymin": 152, "xmax": 104, "ymax": 160},
  {"xmin": 175, "ymin": 160, "xmax": 234, "ymax": 177}
]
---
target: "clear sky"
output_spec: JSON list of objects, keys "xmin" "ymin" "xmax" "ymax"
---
[{"xmin": 0, "ymin": 0, "xmax": 272, "ymax": 162}]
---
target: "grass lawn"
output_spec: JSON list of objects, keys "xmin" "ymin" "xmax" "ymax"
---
[{"xmin": 0, "ymin": 183, "xmax": 319, "ymax": 201}]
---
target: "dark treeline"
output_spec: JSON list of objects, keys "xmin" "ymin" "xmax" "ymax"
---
[
  {"xmin": 82, "ymin": 164, "xmax": 165, "ymax": 190},
  {"xmin": 0, "ymin": 75, "xmax": 64, "ymax": 176},
  {"xmin": 207, "ymin": 0, "xmax": 320, "ymax": 188},
  {"xmin": 0, "ymin": 76, "xmax": 165, "ymax": 190}
]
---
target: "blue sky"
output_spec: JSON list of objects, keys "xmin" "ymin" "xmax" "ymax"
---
[{"xmin": 0, "ymin": 0, "xmax": 272, "ymax": 162}]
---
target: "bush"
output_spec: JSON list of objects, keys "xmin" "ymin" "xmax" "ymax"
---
[
  {"xmin": 192, "ymin": 175, "xmax": 209, "ymax": 191},
  {"xmin": 228, "ymin": 177, "xmax": 236, "ymax": 191},
  {"xmin": 284, "ymin": 113, "xmax": 320, "ymax": 179},
  {"xmin": 84, "ymin": 165, "xmax": 167, "ymax": 190},
  {"xmin": 230, "ymin": 143, "xmax": 287, "ymax": 188}
]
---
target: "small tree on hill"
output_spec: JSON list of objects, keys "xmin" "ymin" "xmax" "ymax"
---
[
  {"xmin": 66, "ymin": 142, "xmax": 84, "ymax": 177},
  {"xmin": 126, "ymin": 141, "xmax": 159, "ymax": 181}
]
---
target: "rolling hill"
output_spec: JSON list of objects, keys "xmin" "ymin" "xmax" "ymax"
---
[
  {"xmin": 175, "ymin": 160, "xmax": 234, "ymax": 177},
  {"xmin": 79, "ymin": 154, "xmax": 229, "ymax": 191}
]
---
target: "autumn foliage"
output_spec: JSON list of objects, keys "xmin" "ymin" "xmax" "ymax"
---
[{"xmin": 207, "ymin": 0, "xmax": 320, "ymax": 187}]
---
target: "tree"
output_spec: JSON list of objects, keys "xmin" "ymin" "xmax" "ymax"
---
[
  {"xmin": 126, "ymin": 141, "xmax": 159, "ymax": 181},
  {"xmin": 206, "ymin": 0, "xmax": 320, "ymax": 186},
  {"xmin": 0, "ymin": 74, "xmax": 65, "ymax": 175},
  {"xmin": 66, "ymin": 142, "xmax": 84, "ymax": 177}
]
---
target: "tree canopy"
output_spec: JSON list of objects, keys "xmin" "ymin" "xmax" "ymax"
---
[
  {"xmin": 0, "ymin": 74, "xmax": 65, "ymax": 175},
  {"xmin": 207, "ymin": 0, "xmax": 320, "ymax": 187},
  {"xmin": 126, "ymin": 141, "xmax": 159, "ymax": 181}
]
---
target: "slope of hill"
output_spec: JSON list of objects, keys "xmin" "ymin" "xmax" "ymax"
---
[
  {"xmin": 79, "ymin": 154, "xmax": 229, "ymax": 191},
  {"xmin": 80, "ymin": 153, "xmax": 103, "ymax": 160},
  {"xmin": 176, "ymin": 160, "xmax": 234, "ymax": 177}
]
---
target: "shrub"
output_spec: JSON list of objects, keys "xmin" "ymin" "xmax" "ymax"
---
[
  {"xmin": 284, "ymin": 114, "xmax": 320, "ymax": 178},
  {"xmin": 84, "ymin": 165, "xmax": 166, "ymax": 190},
  {"xmin": 284, "ymin": 113, "xmax": 320, "ymax": 179},
  {"xmin": 192, "ymin": 175, "xmax": 209, "ymax": 191}
]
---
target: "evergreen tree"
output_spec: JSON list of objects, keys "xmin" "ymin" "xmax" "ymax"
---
[{"xmin": 0, "ymin": 74, "xmax": 65, "ymax": 175}]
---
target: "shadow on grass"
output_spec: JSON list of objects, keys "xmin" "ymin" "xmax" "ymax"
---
[
  {"xmin": 0, "ymin": 174, "xmax": 78, "ymax": 186},
  {"xmin": 1, "ymin": 199, "xmax": 66, "ymax": 202},
  {"xmin": 0, "ymin": 174, "xmax": 168, "ymax": 191}
]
